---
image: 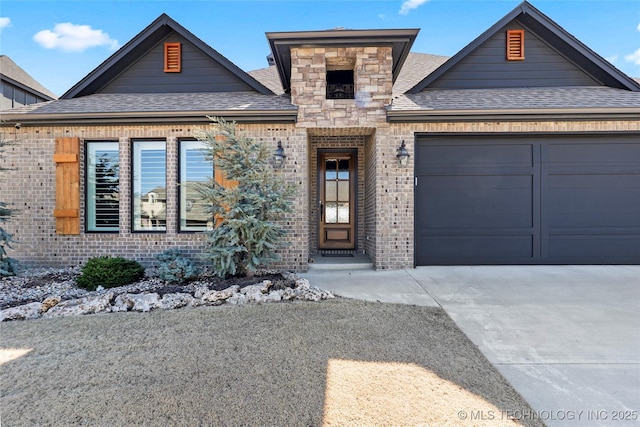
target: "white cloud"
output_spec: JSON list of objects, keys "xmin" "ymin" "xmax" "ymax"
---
[
  {"xmin": 605, "ymin": 54, "xmax": 618, "ymax": 63},
  {"xmin": 637, "ymin": 22, "xmax": 640, "ymax": 32},
  {"xmin": 399, "ymin": 0, "xmax": 430, "ymax": 15},
  {"xmin": 33, "ymin": 22, "xmax": 118, "ymax": 53},
  {"xmin": 0, "ymin": 17, "xmax": 11, "ymax": 30},
  {"xmin": 624, "ymin": 48, "xmax": 640, "ymax": 65}
]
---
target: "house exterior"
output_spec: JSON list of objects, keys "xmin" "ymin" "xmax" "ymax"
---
[
  {"xmin": 1, "ymin": 1, "xmax": 639, "ymax": 271},
  {"xmin": 0, "ymin": 55, "xmax": 57, "ymax": 110}
]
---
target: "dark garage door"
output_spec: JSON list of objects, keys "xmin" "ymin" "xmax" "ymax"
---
[{"xmin": 415, "ymin": 134, "xmax": 640, "ymax": 265}]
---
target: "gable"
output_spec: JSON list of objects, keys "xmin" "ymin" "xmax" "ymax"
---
[
  {"xmin": 62, "ymin": 14, "xmax": 272, "ymax": 98},
  {"xmin": 409, "ymin": 1, "xmax": 640, "ymax": 93},
  {"xmin": 100, "ymin": 32, "xmax": 256, "ymax": 94},
  {"xmin": 427, "ymin": 18, "xmax": 599, "ymax": 90}
]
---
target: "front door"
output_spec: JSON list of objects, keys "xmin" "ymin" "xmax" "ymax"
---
[{"xmin": 319, "ymin": 151, "xmax": 356, "ymax": 250}]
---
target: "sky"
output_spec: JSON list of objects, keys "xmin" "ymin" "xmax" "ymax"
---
[{"xmin": 0, "ymin": 0, "xmax": 638, "ymax": 97}]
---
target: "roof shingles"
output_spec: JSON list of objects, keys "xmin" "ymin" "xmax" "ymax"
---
[
  {"xmin": 2, "ymin": 92, "xmax": 296, "ymax": 116},
  {"xmin": 391, "ymin": 86, "xmax": 640, "ymax": 111}
]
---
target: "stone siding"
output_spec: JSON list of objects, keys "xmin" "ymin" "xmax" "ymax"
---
[{"xmin": 291, "ymin": 46, "xmax": 393, "ymax": 128}]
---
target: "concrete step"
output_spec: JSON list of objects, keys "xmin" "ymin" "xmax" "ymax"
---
[{"xmin": 307, "ymin": 253, "xmax": 373, "ymax": 271}]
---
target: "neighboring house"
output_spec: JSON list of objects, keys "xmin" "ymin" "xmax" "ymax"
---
[
  {"xmin": 0, "ymin": 1, "xmax": 638, "ymax": 270},
  {"xmin": 0, "ymin": 55, "xmax": 57, "ymax": 110}
]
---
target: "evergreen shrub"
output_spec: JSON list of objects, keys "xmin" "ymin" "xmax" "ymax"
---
[
  {"xmin": 76, "ymin": 256, "xmax": 145, "ymax": 290},
  {"xmin": 155, "ymin": 249, "xmax": 199, "ymax": 284}
]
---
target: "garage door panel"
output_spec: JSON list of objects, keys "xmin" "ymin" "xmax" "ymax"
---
[
  {"xmin": 547, "ymin": 235, "xmax": 640, "ymax": 259},
  {"xmin": 417, "ymin": 143, "xmax": 534, "ymax": 169},
  {"xmin": 417, "ymin": 235, "xmax": 535, "ymax": 265},
  {"xmin": 420, "ymin": 175, "xmax": 533, "ymax": 228},
  {"xmin": 546, "ymin": 142, "xmax": 640, "ymax": 166}
]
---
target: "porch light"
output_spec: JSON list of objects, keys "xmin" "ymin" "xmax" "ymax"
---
[
  {"xmin": 396, "ymin": 140, "xmax": 410, "ymax": 168},
  {"xmin": 273, "ymin": 141, "xmax": 286, "ymax": 169}
]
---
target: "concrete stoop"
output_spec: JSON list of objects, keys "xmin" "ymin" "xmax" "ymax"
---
[{"xmin": 307, "ymin": 253, "xmax": 373, "ymax": 271}]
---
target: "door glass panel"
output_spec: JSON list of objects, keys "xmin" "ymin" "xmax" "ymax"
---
[
  {"xmin": 338, "ymin": 159, "xmax": 349, "ymax": 179},
  {"xmin": 337, "ymin": 181, "xmax": 349, "ymax": 202},
  {"xmin": 325, "ymin": 181, "xmax": 337, "ymax": 202},
  {"xmin": 337, "ymin": 203, "xmax": 349, "ymax": 223},
  {"xmin": 325, "ymin": 202, "xmax": 338, "ymax": 223},
  {"xmin": 323, "ymin": 157, "xmax": 352, "ymax": 225},
  {"xmin": 325, "ymin": 159, "xmax": 337, "ymax": 180}
]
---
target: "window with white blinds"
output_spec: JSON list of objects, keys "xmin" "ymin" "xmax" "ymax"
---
[
  {"xmin": 179, "ymin": 140, "xmax": 213, "ymax": 231},
  {"xmin": 133, "ymin": 140, "xmax": 167, "ymax": 231},
  {"xmin": 87, "ymin": 142, "xmax": 119, "ymax": 232}
]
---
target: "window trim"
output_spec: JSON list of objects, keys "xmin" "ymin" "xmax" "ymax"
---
[
  {"xmin": 178, "ymin": 138, "xmax": 214, "ymax": 233},
  {"xmin": 131, "ymin": 139, "xmax": 168, "ymax": 233},
  {"xmin": 85, "ymin": 140, "xmax": 120, "ymax": 233}
]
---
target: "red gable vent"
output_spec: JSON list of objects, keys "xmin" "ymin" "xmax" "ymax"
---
[
  {"xmin": 506, "ymin": 30, "xmax": 525, "ymax": 61},
  {"xmin": 164, "ymin": 42, "xmax": 181, "ymax": 72}
]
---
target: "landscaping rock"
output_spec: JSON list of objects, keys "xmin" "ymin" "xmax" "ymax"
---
[
  {"xmin": 41, "ymin": 296, "xmax": 61, "ymax": 312},
  {"xmin": 112, "ymin": 294, "xmax": 135, "ymax": 312},
  {"xmin": 241, "ymin": 284, "xmax": 267, "ymax": 303},
  {"xmin": 0, "ymin": 302, "xmax": 43, "ymax": 321},
  {"xmin": 201, "ymin": 285, "xmax": 239, "ymax": 303},
  {"xmin": 226, "ymin": 292, "xmax": 248, "ymax": 305},
  {"xmin": 263, "ymin": 289, "xmax": 283, "ymax": 303},
  {"xmin": 160, "ymin": 293, "xmax": 202, "ymax": 310},
  {"xmin": 113, "ymin": 293, "xmax": 161, "ymax": 313},
  {"xmin": 44, "ymin": 293, "xmax": 114, "ymax": 318},
  {"xmin": 0, "ymin": 269, "xmax": 335, "ymax": 322}
]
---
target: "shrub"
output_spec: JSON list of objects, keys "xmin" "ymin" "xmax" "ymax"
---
[
  {"xmin": 194, "ymin": 117, "xmax": 295, "ymax": 278},
  {"xmin": 155, "ymin": 249, "xmax": 199, "ymax": 284},
  {"xmin": 76, "ymin": 256, "xmax": 145, "ymax": 291}
]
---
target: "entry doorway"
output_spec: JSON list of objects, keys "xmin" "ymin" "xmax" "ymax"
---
[{"xmin": 318, "ymin": 151, "xmax": 357, "ymax": 250}]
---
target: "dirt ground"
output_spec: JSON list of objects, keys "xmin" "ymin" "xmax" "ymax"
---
[{"xmin": 1, "ymin": 299, "xmax": 545, "ymax": 426}]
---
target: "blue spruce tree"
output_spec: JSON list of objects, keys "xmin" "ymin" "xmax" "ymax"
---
[{"xmin": 195, "ymin": 118, "xmax": 295, "ymax": 278}]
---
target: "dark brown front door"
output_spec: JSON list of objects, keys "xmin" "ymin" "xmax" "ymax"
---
[{"xmin": 319, "ymin": 152, "xmax": 356, "ymax": 250}]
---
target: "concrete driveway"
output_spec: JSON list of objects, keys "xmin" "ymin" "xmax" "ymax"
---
[{"xmin": 302, "ymin": 265, "xmax": 640, "ymax": 427}]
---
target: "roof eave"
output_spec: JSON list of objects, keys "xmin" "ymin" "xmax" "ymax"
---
[
  {"xmin": 386, "ymin": 107, "xmax": 640, "ymax": 122},
  {"xmin": 0, "ymin": 109, "xmax": 298, "ymax": 126}
]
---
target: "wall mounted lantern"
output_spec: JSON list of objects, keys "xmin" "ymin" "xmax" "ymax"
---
[
  {"xmin": 273, "ymin": 141, "xmax": 286, "ymax": 169},
  {"xmin": 396, "ymin": 140, "xmax": 410, "ymax": 168}
]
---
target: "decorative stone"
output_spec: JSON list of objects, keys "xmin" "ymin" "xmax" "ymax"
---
[
  {"xmin": 114, "ymin": 293, "xmax": 161, "ymax": 313},
  {"xmin": 201, "ymin": 285, "xmax": 239, "ymax": 303},
  {"xmin": 260, "ymin": 280, "xmax": 273, "ymax": 293},
  {"xmin": 0, "ymin": 302, "xmax": 43, "ymax": 321},
  {"xmin": 0, "ymin": 269, "xmax": 335, "ymax": 321},
  {"xmin": 226, "ymin": 293, "xmax": 248, "ymax": 305},
  {"xmin": 263, "ymin": 289, "xmax": 283, "ymax": 303},
  {"xmin": 160, "ymin": 293, "xmax": 201, "ymax": 310},
  {"xmin": 241, "ymin": 284, "xmax": 266, "ymax": 303},
  {"xmin": 41, "ymin": 296, "xmax": 61, "ymax": 312},
  {"xmin": 281, "ymin": 287, "xmax": 298, "ymax": 301},
  {"xmin": 112, "ymin": 294, "xmax": 135, "ymax": 312},
  {"xmin": 193, "ymin": 286, "xmax": 210, "ymax": 299},
  {"xmin": 44, "ymin": 293, "xmax": 114, "ymax": 318}
]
